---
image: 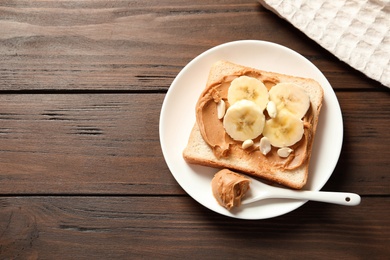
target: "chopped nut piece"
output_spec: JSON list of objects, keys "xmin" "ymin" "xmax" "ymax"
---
[
  {"xmin": 217, "ymin": 99, "xmax": 226, "ymax": 119},
  {"xmin": 242, "ymin": 139, "xmax": 254, "ymax": 149},
  {"xmin": 260, "ymin": 136, "xmax": 271, "ymax": 155},
  {"xmin": 277, "ymin": 147, "xmax": 293, "ymax": 158},
  {"xmin": 266, "ymin": 100, "xmax": 277, "ymax": 118}
]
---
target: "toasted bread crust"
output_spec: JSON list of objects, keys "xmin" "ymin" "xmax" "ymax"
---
[{"xmin": 183, "ymin": 61, "xmax": 324, "ymax": 189}]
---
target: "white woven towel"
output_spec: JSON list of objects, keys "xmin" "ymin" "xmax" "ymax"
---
[{"xmin": 259, "ymin": 0, "xmax": 390, "ymax": 88}]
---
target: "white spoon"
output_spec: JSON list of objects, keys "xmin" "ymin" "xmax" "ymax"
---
[{"xmin": 242, "ymin": 176, "xmax": 361, "ymax": 206}]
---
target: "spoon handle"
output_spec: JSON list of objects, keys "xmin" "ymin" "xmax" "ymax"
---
[{"xmin": 269, "ymin": 190, "xmax": 361, "ymax": 206}]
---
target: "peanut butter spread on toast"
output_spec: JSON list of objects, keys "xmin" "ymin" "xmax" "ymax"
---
[{"xmin": 195, "ymin": 70, "xmax": 313, "ymax": 171}]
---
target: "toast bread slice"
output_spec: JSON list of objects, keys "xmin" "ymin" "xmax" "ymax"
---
[{"xmin": 183, "ymin": 61, "xmax": 324, "ymax": 189}]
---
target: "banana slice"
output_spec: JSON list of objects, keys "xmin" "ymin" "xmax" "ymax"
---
[
  {"xmin": 269, "ymin": 83, "xmax": 310, "ymax": 119},
  {"xmin": 223, "ymin": 100, "xmax": 265, "ymax": 141},
  {"xmin": 262, "ymin": 110, "xmax": 304, "ymax": 147},
  {"xmin": 228, "ymin": 76, "xmax": 269, "ymax": 111}
]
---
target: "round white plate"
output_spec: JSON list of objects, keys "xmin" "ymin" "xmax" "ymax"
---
[{"xmin": 159, "ymin": 40, "xmax": 343, "ymax": 219}]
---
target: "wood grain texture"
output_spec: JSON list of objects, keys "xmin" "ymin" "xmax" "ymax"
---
[
  {"xmin": 0, "ymin": 92, "xmax": 389, "ymax": 195},
  {"xmin": 0, "ymin": 196, "xmax": 388, "ymax": 259},
  {"xmin": 0, "ymin": 0, "xmax": 389, "ymax": 258},
  {"xmin": 0, "ymin": 94, "xmax": 181, "ymax": 194},
  {"xmin": 0, "ymin": 0, "xmax": 385, "ymax": 92}
]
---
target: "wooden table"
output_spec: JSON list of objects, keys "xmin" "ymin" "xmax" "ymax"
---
[{"xmin": 1, "ymin": 1, "xmax": 389, "ymax": 259}]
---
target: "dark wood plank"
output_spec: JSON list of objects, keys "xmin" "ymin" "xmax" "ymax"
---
[
  {"xmin": 0, "ymin": 92, "xmax": 389, "ymax": 195},
  {"xmin": 0, "ymin": 0, "xmax": 385, "ymax": 92},
  {"xmin": 0, "ymin": 1, "xmax": 388, "ymax": 258},
  {"xmin": 0, "ymin": 93, "xmax": 181, "ymax": 194},
  {"xmin": 0, "ymin": 196, "xmax": 388, "ymax": 259},
  {"xmin": 323, "ymin": 90, "xmax": 390, "ymax": 193}
]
